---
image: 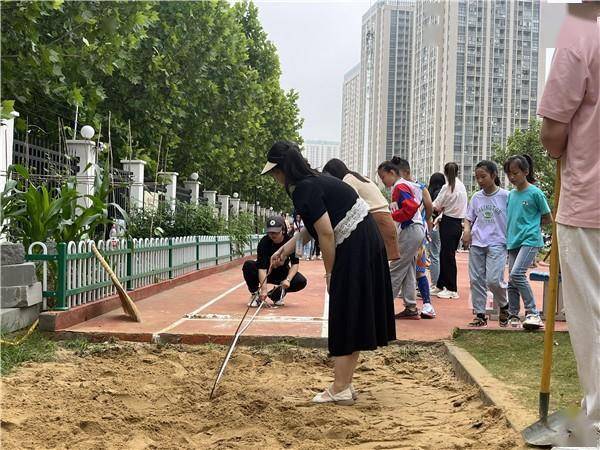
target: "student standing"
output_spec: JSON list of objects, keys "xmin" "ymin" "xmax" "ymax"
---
[
  {"xmin": 503, "ymin": 155, "xmax": 552, "ymax": 330},
  {"xmin": 432, "ymin": 163, "xmax": 468, "ymax": 299},
  {"xmin": 263, "ymin": 141, "xmax": 396, "ymax": 405},
  {"xmin": 322, "ymin": 158, "xmax": 399, "ymax": 260},
  {"xmin": 427, "ymin": 173, "xmax": 445, "ymax": 291},
  {"xmin": 378, "ymin": 157, "xmax": 426, "ymax": 319},
  {"xmin": 463, "ymin": 161, "xmax": 509, "ymax": 327},
  {"xmin": 538, "ymin": 3, "xmax": 600, "ymax": 442}
]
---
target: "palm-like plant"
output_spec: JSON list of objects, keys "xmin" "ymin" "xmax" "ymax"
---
[{"xmin": 1, "ymin": 163, "xmax": 128, "ymax": 248}]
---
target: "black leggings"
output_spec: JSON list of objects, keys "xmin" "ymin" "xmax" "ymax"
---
[
  {"xmin": 436, "ymin": 215, "xmax": 463, "ymax": 292},
  {"xmin": 242, "ymin": 260, "xmax": 307, "ymax": 293}
]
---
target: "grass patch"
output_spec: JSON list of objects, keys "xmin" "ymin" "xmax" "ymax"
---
[
  {"xmin": 0, "ymin": 330, "xmax": 57, "ymax": 376},
  {"xmin": 453, "ymin": 330, "xmax": 581, "ymax": 413}
]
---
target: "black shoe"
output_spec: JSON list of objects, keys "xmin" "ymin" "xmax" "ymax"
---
[
  {"xmin": 395, "ymin": 307, "xmax": 420, "ymax": 320},
  {"xmin": 268, "ymin": 286, "xmax": 286, "ymax": 305},
  {"xmin": 498, "ymin": 306, "xmax": 509, "ymax": 327},
  {"xmin": 468, "ymin": 314, "xmax": 488, "ymax": 327}
]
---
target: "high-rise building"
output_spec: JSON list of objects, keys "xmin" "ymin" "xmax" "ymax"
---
[
  {"xmin": 340, "ymin": 63, "xmax": 362, "ymax": 173},
  {"xmin": 410, "ymin": 0, "xmax": 541, "ymax": 191},
  {"xmin": 303, "ymin": 140, "xmax": 340, "ymax": 171},
  {"xmin": 359, "ymin": 0, "xmax": 415, "ymax": 179}
]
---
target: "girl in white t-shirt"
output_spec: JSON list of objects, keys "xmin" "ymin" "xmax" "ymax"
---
[{"xmin": 432, "ymin": 162, "xmax": 468, "ymax": 299}]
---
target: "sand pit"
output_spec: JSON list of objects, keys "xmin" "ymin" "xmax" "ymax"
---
[{"xmin": 1, "ymin": 342, "xmax": 521, "ymax": 449}]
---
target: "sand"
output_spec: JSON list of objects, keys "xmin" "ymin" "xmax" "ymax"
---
[{"xmin": 1, "ymin": 342, "xmax": 521, "ymax": 449}]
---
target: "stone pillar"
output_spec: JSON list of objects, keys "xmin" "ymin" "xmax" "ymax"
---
[
  {"xmin": 239, "ymin": 201, "xmax": 248, "ymax": 213},
  {"xmin": 67, "ymin": 139, "xmax": 97, "ymax": 208},
  {"xmin": 218, "ymin": 194, "xmax": 230, "ymax": 221},
  {"xmin": 158, "ymin": 171, "xmax": 178, "ymax": 211},
  {"xmin": 203, "ymin": 190, "xmax": 217, "ymax": 206},
  {"xmin": 184, "ymin": 180, "xmax": 200, "ymax": 205},
  {"xmin": 120, "ymin": 159, "xmax": 146, "ymax": 208},
  {"xmin": 0, "ymin": 114, "xmax": 18, "ymax": 193},
  {"xmin": 230, "ymin": 198, "xmax": 240, "ymax": 216}
]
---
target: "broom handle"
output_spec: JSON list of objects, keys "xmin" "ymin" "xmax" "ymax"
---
[
  {"xmin": 539, "ymin": 160, "xmax": 561, "ymax": 420},
  {"xmin": 91, "ymin": 245, "xmax": 126, "ymax": 292}
]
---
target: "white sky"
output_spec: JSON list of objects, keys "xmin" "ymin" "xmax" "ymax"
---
[
  {"xmin": 254, "ymin": 0, "xmax": 575, "ymax": 143},
  {"xmin": 256, "ymin": 1, "xmax": 372, "ymax": 142}
]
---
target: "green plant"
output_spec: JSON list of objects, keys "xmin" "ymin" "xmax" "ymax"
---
[
  {"xmin": 127, "ymin": 201, "xmax": 227, "ymax": 238},
  {"xmin": 227, "ymin": 212, "xmax": 254, "ymax": 256},
  {"xmin": 0, "ymin": 330, "xmax": 57, "ymax": 376},
  {"xmin": 1, "ymin": 164, "xmax": 125, "ymax": 247}
]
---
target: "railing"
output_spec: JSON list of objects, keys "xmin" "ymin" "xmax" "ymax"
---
[
  {"xmin": 175, "ymin": 185, "xmax": 192, "ymax": 203},
  {"xmin": 12, "ymin": 137, "xmax": 79, "ymax": 190},
  {"xmin": 26, "ymin": 234, "xmax": 261, "ymax": 311}
]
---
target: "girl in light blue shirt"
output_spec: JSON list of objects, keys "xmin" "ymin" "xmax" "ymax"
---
[{"xmin": 503, "ymin": 155, "xmax": 552, "ymax": 330}]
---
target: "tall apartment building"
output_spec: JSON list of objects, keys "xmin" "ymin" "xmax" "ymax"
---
[
  {"xmin": 359, "ymin": 0, "xmax": 414, "ymax": 179},
  {"xmin": 410, "ymin": 0, "xmax": 541, "ymax": 191},
  {"xmin": 340, "ymin": 64, "xmax": 362, "ymax": 173},
  {"xmin": 303, "ymin": 140, "xmax": 340, "ymax": 171}
]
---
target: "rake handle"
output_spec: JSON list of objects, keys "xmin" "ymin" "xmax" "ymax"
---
[{"xmin": 539, "ymin": 160, "xmax": 561, "ymax": 420}]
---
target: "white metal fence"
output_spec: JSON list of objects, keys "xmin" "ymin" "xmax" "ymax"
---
[{"xmin": 26, "ymin": 234, "xmax": 261, "ymax": 310}]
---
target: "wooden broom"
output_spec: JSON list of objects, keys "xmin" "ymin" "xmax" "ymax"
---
[{"xmin": 91, "ymin": 244, "xmax": 142, "ymax": 322}]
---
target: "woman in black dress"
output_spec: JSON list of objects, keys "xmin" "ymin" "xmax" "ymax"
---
[{"xmin": 262, "ymin": 141, "xmax": 396, "ymax": 405}]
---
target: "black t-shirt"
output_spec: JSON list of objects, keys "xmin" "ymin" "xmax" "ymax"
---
[
  {"xmin": 292, "ymin": 175, "xmax": 359, "ymax": 239},
  {"xmin": 257, "ymin": 234, "xmax": 299, "ymax": 280}
]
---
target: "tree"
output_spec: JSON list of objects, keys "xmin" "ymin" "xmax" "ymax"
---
[
  {"xmin": 493, "ymin": 118, "xmax": 556, "ymax": 207},
  {"xmin": 1, "ymin": 1, "xmax": 303, "ymax": 212}
]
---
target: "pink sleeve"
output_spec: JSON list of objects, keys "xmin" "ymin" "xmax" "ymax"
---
[{"xmin": 537, "ymin": 47, "xmax": 588, "ymax": 124}]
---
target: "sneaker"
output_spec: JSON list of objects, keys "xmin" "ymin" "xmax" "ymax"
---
[
  {"xmin": 522, "ymin": 313, "xmax": 544, "ymax": 330},
  {"xmin": 247, "ymin": 292, "xmax": 260, "ymax": 308},
  {"xmin": 395, "ymin": 307, "xmax": 421, "ymax": 320},
  {"xmin": 508, "ymin": 315, "xmax": 521, "ymax": 328},
  {"xmin": 430, "ymin": 286, "xmax": 442, "ymax": 295},
  {"xmin": 268, "ymin": 286, "xmax": 286, "ymax": 306},
  {"xmin": 420, "ymin": 303, "xmax": 436, "ymax": 319},
  {"xmin": 437, "ymin": 289, "xmax": 459, "ymax": 299},
  {"xmin": 498, "ymin": 307, "xmax": 509, "ymax": 327},
  {"xmin": 468, "ymin": 315, "xmax": 488, "ymax": 327}
]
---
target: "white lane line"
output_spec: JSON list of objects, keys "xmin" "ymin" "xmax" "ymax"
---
[
  {"xmin": 187, "ymin": 315, "xmax": 326, "ymax": 323},
  {"xmin": 321, "ymin": 288, "xmax": 329, "ymax": 337},
  {"xmin": 152, "ymin": 281, "xmax": 246, "ymax": 340}
]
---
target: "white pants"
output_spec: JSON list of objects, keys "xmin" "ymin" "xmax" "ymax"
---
[{"xmin": 557, "ymin": 224, "xmax": 600, "ymax": 425}]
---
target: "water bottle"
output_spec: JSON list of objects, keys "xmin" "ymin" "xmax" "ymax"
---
[{"xmin": 294, "ymin": 231, "xmax": 303, "ymax": 258}]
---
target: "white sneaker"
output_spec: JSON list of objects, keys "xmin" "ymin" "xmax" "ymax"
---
[
  {"xmin": 247, "ymin": 293, "xmax": 260, "ymax": 307},
  {"xmin": 430, "ymin": 286, "xmax": 442, "ymax": 295},
  {"xmin": 273, "ymin": 298, "xmax": 285, "ymax": 307},
  {"xmin": 522, "ymin": 314, "xmax": 544, "ymax": 330},
  {"xmin": 421, "ymin": 303, "xmax": 436, "ymax": 319},
  {"xmin": 437, "ymin": 289, "xmax": 459, "ymax": 299}
]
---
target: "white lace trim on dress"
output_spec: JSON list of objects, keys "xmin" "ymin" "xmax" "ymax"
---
[{"xmin": 333, "ymin": 198, "xmax": 369, "ymax": 246}]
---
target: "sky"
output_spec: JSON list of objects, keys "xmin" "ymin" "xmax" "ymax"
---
[{"xmin": 256, "ymin": 1, "xmax": 372, "ymax": 143}]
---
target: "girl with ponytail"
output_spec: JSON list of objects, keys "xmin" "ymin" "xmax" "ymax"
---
[
  {"xmin": 431, "ymin": 162, "xmax": 468, "ymax": 299},
  {"xmin": 463, "ymin": 160, "xmax": 510, "ymax": 327},
  {"xmin": 503, "ymin": 154, "xmax": 552, "ymax": 330}
]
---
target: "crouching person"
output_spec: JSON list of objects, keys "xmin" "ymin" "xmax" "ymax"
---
[{"xmin": 242, "ymin": 216, "xmax": 307, "ymax": 306}]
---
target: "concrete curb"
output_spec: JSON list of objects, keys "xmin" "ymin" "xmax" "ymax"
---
[{"xmin": 444, "ymin": 341, "xmax": 536, "ymax": 435}]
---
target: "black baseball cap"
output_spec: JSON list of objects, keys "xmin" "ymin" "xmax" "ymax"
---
[{"xmin": 266, "ymin": 216, "xmax": 286, "ymax": 233}]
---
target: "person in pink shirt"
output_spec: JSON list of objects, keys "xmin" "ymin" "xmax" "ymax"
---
[{"xmin": 537, "ymin": 2, "xmax": 600, "ymax": 445}]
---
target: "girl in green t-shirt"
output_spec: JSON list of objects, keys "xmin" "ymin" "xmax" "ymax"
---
[{"xmin": 503, "ymin": 155, "xmax": 552, "ymax": 331}]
